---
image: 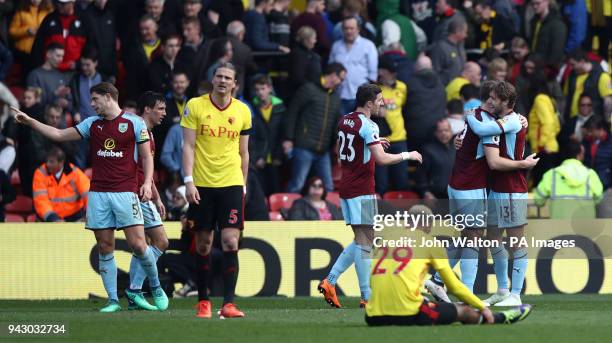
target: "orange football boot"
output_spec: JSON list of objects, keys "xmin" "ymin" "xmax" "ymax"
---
[
  {"xmin": 195, "ymin": 300, "xmax": 212, "ymax": 318},
  {"xmin": 318, "ymin": 279, "xmax": 342, "ymax": 308},
  {"xmin": 219, "ymin": 303, "xmax": 245, "ymax": 318}
]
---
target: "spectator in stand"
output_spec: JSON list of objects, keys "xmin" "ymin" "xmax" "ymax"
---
[
  {"xmin": 404, "ymin": 54, "xmax": 446, "ymax": 150},
  {"xmin": 123, "ymin": 100, "xmax": 138, "ymax": 114},
  {"xmin": 404, "ymin": 0, "xmax": 437, "ymax": 43},
  {"xmin": 32, "ymin": 146, "xmax": 89, "ymax": 222},
  {"xmin": 429, "ymin": 17, "xmax": 468, "ymax": 86},
  {"xmin": 508, "ymin": 36, "xmax": 529, "ymax": 84},
  {"xmin": 514, "ymin": 53, "xmax": 539, "ymax": 116},
  {"xmin": 559, "ymin": 93, "xmax": 597, "ymax": 146},
  {"xmin": 0, "ymin": 167, "xmax": 16, "ymax": 222},
  {"xmin": 0, "ymin": 82, "xmax": 18, "ymax": 174},
  {"xmin": 291, "ymin": 0, "xmax": 330, "ymax": 59},
  {"xmin": 207, "ymin": 0, "xmax": 244, "ymax": 32},
  {"xmin": 149, "ymin": 34, "xmax": 184, "ymax": 94},
  {"xmin": 26, "ymin": 42, "xmax": 72, "ymax": 109},
  {"xmin": 583, "ymin": 0, "xmax": 611, "ymax": 62},
  {"xmin": 243, "ymin": 0, "xmax": 290, "ymax": 53},
  {"xmin": 445, "ymin": 61, "xmax": 481, "ymax": 101},
  {"xmin": 473, "ymin": 0, "xmax": 515, "ymax": 51},
  {"xmin": 157, "ymin": 71, "xmax": 189, "ymax": 150},
  {"xmin": 9, "ymin": 0, "xmax": 53, "ymax": 72},
  {"xmin": 564, "ymin": 48, "xmax": 612, "ymax": 120},
  {"xmin": 528, "ymin": 0, "xmax": 567, "ymax": 70},
  {"xmin": 329, "ymin": 16, "xmax": 378, "ymax": 114},
  {"xmin": 31, "ymin": 0, "xmax": 98, "ymax": 73},
  {"xmin": 460, "ymin": 83, "xmax": 481, "ymax": 112},
  {"xmin": 415, "ymin": 118, "xmax": 455, "ymax": 199},
  {"xmin": 69, "ymin": 48, "xmax": 107, "ymax": 168},
  {"xmin": 0, "ymin": 42, "xmax": 12, "ymax": 82},
  {"xmin": 180, "ymin": 0, "xmax": 221, "ymax": 40},
  {"xmin": 268, "ymin": 0, "xmax": 291, "ymax": 47},
  {"xmin": 202, "ymin": 37, "xmax": 233, "ymax": 82},
  {"xmin": 0, "ymin": 0, "xmax": 14, "ymax": 46},
  {"xmin": 284, "ymin": 63, "xmax": 346, "ymax": 193},
  {"xmin": 83, "ymin": 0, "xmax": 118, "ymax": 81},
  {"xmin": 527, "ymin": 73, "xmax": 561, "ymax": 185},
  {"xmin": 374, "ymin": 55, "xmax": 409, "ymax": 194},
  {"xmin": 16, "ymin": 86, "xmax": 44, "ymax": 197},
  {"xmin": 487, "ymin": 57, "xmax": 507, "ymax": 81},
  {"xmin": 432, "ymin": 0, "xmax": 466, "ymax": 43},
  {"xmin": 144, "ymin": 0, "xmax": 176, "ymax": 37},
  {"xmin": 561, "ymin": 0, "xmax": 587, "ymax": 55},
  {"xmin": 287, "ymin": 176, "xmax": 343, "ymax": 221},
  {"xmin": 161, "ymin": 121, "xmax": 183, "ymax": 178},
  {"xmin": 176, "ymin": 17, "xmax": 207, "ymax": 81},
  {"xmin": 31, "ymin": 104, "xmax": 76, "ymax": 165},
  {"xmin": 376, "ymin": 0, "xmax": 418, "ymax": 59},
  {"xmin": 289, "ymin": 26, "xmax": 321, "ymax": 92},
  {"xmin": 224, "ymin": 20, "xmax": 256, "ymax": 98},
  {"xmin": 250, "ymin": 74, "xmax": 285, "ymax": 196},
  {"xmin": 446, "ymin": 99, "xmax": 465, "ymax": 135},
  {"xmin": 122, "ymin": 14, "xmax": 161, "ymax": 101},
  {"xmin": 333, "ymin": 0, "xmax": 377, "ymax": 43},
  {"xmin": 582, "ymin": 115, "xmax": 612, "ymax": 217}
]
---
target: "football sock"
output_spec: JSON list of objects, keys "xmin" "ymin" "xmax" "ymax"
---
[
  {"xmin": 134, "ymin": 246, "xmax": 161, "ymax": 289},
  {"xmin": 327, "ymin": 241, "xmax": 356, "ymax": 286},
  {"xmin": 197, "ymin": 253, "xmax": 211, "ymax": 301},
  {"xmin": 460, "ymin": 247, "xmax": 479, "ymax": 293},
  {"xmin": 354, "ymin": 244, "xmax": 372, "ymax": 301},
  {"xmin": 222, "ymin": 250, "xmax": 239, "ymax": 305},
  {"xmin": 99, "ymin": 253, "xmax": 118, "ymax": 301},
  {"xmin": 490, "ymin": 245, "xmax": 509, "ymax": 291},
  {"xmin": 511, "ymin": 248, "xmax": 528, "ymax": 295},
  {"xmin": 433, "ymin": 245, "xmax": 461, "ymax": 284},
  {"xmin": 129, "ymin": 245, "xmax": 164, "ymax": 290}
]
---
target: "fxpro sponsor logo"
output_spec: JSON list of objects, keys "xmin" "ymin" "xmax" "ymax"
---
[
  {"xmin": 199, "ymin": 124, "xmax": 239, "ymax": 139},
  {"xmin": 97, "ymin": 138, "xmax": 124, "ymax": 158}
]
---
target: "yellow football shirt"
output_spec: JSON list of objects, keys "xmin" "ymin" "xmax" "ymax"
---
[
  {"xmin": 381, "ymin": 81, "xmax": 407, "ymax": 142},
  {"xmin": 143, "ymin": 39, "xmax": 160, "ymax": 61},
  {"xmin": 366, "ymin": 229, "xmax": 485, "ymax": 317},
  {"xmin": 445, "ymin": 76, "xmax": 470, "ymax": 102},
  {"xmin": 568, "ymin": 72, "xmax": 612, "ymax": 117},
  {"xmin": 180, "ymin": 94, "xmax": 252, "ymax": 188}
]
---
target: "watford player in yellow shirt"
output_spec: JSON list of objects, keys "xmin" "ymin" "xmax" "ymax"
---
[{"xmin": 366, "ymin": 205, "xmax": 532, "ymax": 326}]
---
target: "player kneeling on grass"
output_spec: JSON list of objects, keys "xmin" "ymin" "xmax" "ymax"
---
[
  {"xmin": 365, "ymin": 205, "xmax": 532, "ymax": 326},
  {"xmin": 124, "ymin": 91, "xmax": 171, "ymax": 311}
]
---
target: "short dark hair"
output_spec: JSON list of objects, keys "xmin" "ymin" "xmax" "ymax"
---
[
  {"xmin": 448, "ymin": 17, "xmax": 467, "ymax": 35},
  {"xmin": 300, "ymin": 176, "xmax": 327, "ymax": 200},
  {"xmin": 162, "ymin": 34, "xmax": 182, "ymax": 45},
  {"xmin": 578, "ymin": 93, "xmax": 592, "ymax": 103},
  {"xmin": 90, "ymin": 82, "xmax": 119, "ymax": 102},
  {"xmin": 137, "ymin": 91, "xmax": 165, "ymax": 115},
  {"xmin": 563, "ymin": 140, "xmax": 583, "ymax": 160},
  {"xmin": 569, "ymin": 48, "xmax": 588, "ymax": 62},
  {"xmin": 47, "ymin": 146, "xmax": 66, "ymax": 162},
  {"xmin": 323, "ymin": 62, "xmax": 346, "ymax": 77},
  {"xmin": 493, "ymin": 81, "xmax": 516, "ymax": 108},
  {"xmin": 355, "ymin": 83, "xmax": 382, "ymax": 107},
  {"xmin": 172, "ymin": 70, "xmax": 190, "ymax": 81},
  {"xmin": 583, "ymin": 115, "xmax": 608, "ymax": 131},
  {"xmin": 447, "ymin": 99, "xmax": 463, "ymax": 114},
  {"xmin": 480, "ymin": 80, "xmax": 497, "ymax": 101},
  {"xmin": 80, "ymin": 47, "xmax": 99, "ymax": 62},
  {"xmin": 182, "ymin": 16, "xmax": 200, "ymax": 28},
  {"xmin": 252, "ymin": 74, "xmax": 272, "ymax": 87},
  {"xmin": 45, "ymin": 104, "xmax": 62, "ymax": 116},
  {"xmin": 460, "ymin": 84, "xmax": 480, "ymax": 101},
  {"xmin": 46, "ymin": 42, "xmax": 64, "ymax": 53}
]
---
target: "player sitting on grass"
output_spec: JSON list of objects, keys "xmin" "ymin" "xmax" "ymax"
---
[{"xmin": 366, "ymin": 205, "xmax": 532, "ymax": 326}]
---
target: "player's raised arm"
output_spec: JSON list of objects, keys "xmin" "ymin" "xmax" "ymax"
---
[
  {"xmin": 369, "ymin": 143, "xmax": 422, "ymax": 165},
  {"xmin": 467, "ymin": 113, "xmax": 524, "ymax": 137},
  {"xmin": 483, "ymin": 145, "xmax": 539, "ymax": 171},
  {"xmin": 11, "ymin": 106, "xmax": 81, "ymax": 142}
]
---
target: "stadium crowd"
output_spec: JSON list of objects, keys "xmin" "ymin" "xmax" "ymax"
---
[{"xmin": 0, "ymin": 0, "xmax": 611, "ymax": 223}]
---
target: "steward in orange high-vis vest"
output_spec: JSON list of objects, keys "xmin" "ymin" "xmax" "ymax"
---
[{"xmin": 32, "ymin": 147, "xmax": 89, "ymax": 222}]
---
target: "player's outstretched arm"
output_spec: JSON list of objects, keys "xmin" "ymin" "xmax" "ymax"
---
[
  {"xmin": 11, "ymin": 106, "xmax": 80, "ymax": 142},
  {"xmin": 484, "ymin": 146, "xmax": 539, "ymax": 171},
  {"xmin": 467, "ymin": 114, "xmax": 524, "ymax": 137},
  {"xmin": 369, "ymin": 143, "xmax": 422, "ymax": 166}
]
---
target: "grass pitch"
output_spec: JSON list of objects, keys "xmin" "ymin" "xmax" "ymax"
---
[{"xmin": 1, "ymin": 295, "xmax": 611, "ymax": 343}]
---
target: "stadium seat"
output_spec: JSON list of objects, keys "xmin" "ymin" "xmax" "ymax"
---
[
  {"xmin": 84, "ymin": 168, "xmax": 93, "ymax": 179},
  {"xmin": 8, "ymin": 86, "xmax": 24, "ymax": 102},
  {"xmin": 326, "ymin": 191, "xmax": 341, "ymax": 207},
  {"xmin": 269, "ymin": 211, "xmax": 284, "ymax": 221},
  {"xmin": 10, "ymin": 169, "xmax": 20, "ymax": 186},
  {"xmin": 26, "ymin": 214, "xmax": 38, "ymax": 222},
  {"xmin": 268, "ymin": 193, "xmax": 301, "ymax": 212},
  {"xmin": 4, "ymin": 214, "xmax": 24, "ymax": 223},
  {"xmin": 5, "ymin": 195, "xmax": 33, "ymax": 215},
  {"xmin": 383, "ymin": 191, "xmax": 420, "ymax": 200}
]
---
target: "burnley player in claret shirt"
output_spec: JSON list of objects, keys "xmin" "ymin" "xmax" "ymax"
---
[{"xmin": 11, "ymin": 82, "xmax": 168, "ymax": 313}]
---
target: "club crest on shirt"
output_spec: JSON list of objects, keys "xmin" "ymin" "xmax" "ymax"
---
[
  {"xmin": 228, "ymin": 117, "xmax": 235, "ymax": 125},
  {"xmin": 492, "ymin": 135, "xmax": 500, "ymax": 144},
  {"xmin": 118, "ymin": 123, "xmax": 128, "ymax": 133},
  {"xmin": 183, "ymin": 107, "xmax": 189, "ymax": 117}
]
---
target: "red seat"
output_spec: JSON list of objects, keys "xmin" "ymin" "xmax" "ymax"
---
[
  {"xmin": 5, "ymin": 195, "xmax": 33, "ymax": 215},
  {"xmin": 84, "ymin": 168, "xmax": 93, "ymax": 179},
  {"xmin": 26, "ymin": 214, "xmax": 38, "ymax": 222},
  {"xmin": 326, "ymin": 191, "xmax": 341, "ymax": 207},
  {"xmin": 8, "ymin": 86, "xmax": 25, "ymax": 102},
  {"xmin": 383, "ymin": 191, "xmax": 420, "ymax": 200},
  {"xmin": 268, "ymin": 193, "xmax": 301, "ymax": 212},
  {"xmin": 10, "ymin": 169, "xmax": 20, "ymax": 186},
  {"xmin": 269, "ymin": 211, "xmax": 284, "ymax": 221},
  {"xmin": 4, "ymin": 214, "xmax": 25, "ymax": 223}
]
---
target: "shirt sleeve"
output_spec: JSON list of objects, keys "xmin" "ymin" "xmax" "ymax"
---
[
  {"xmin": 133, "ymin": 118, "xmax": 150, "ymax": 144},
  {"xmin": 180, "ymin": 100, "xmax": 198, "ymax": 130},
  {"xmin": 241, "ymin": 102, "xmax": 253, "ymax": 135},
  {"xmin": 359, "ymin": 118, "xmax": 380, "ymax": 146},
  {"xmin": 482, "ymin": 134, "xmax": 500, "ymax": 147},
  {"xmin": 467, "ymin": 114, "xmax": 522, "ymax": 137},
  {"xmin": 75, "ymin": 116, "xmax": 97, "ymax": 139}
]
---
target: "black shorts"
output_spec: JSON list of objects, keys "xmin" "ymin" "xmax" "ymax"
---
[
  {"xmin": 365, "ymin": 301, "xmax": 457, "ymax": 326},
  {"xmin": 186, "ymin": 186, "xmax": 244, "ymax": 231}
]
